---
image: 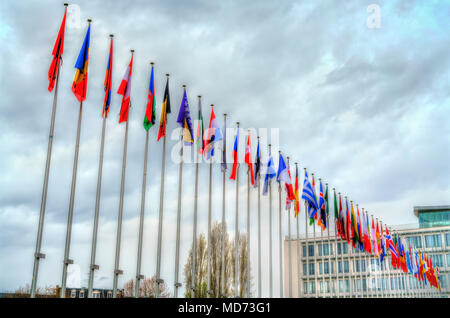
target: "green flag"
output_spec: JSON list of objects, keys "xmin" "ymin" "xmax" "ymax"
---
[
  {"xmin": 333, "ymin": 190, "xmax": 338, "ymax": 219},
  {"xmin": 143, "ymin": 65, "xmax": 156, "ymax": 131}
]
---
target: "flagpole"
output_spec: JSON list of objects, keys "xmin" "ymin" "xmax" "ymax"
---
[
  {"xmin": 31, "ymin": 6, "xmax": 67, "ymax": 295},
  {"xmin": 304, "ymin": 200, "xmax": 310, "ymax": 297},
  {"xmin": 206, "ymin": 104, "xmax": 214, "ymax": 298},
  {"xmin": 376, "ymin": 217, "xmax": 385, "ymax": 298},
  {"xmin": 344, "ymin": 196, "xmax": 351, "ymax": 298},
  {"xmin": 338, "ymin": 193, "xmax": 345, "ymax": 297},
  {"xmin": 135, "ymin": 75, "xmax": 152, "ymax": 297},
  {"xmin": 278, "ymin": 151, "xmax": 283, "ymax": 298},
  {"xmin": 320, "ymin": 179, "xmax": 325, "ymax": 297},
  {"xmin": 246, "ymin": 130, "xmax": 251, "ymax": 298},
  {"xmin": 88, "ymin": 44, "xmax": 111, "ymax": 296},
  {"xmin": 234, "ymin": 122, "xmax": 240, "ymax": 298},
  {"xmin": 362, "ymin": 209, "xmax": 368, "ymax": 298},
  {"xmin": 333, "ymin": 189, "xmax": 339, "ymax": 298},
  {"xmin": 155, "ymin": 79, "xmax": 169, "ymax": 298},
  {"xmin": 312, "ymin": 174, "xmax": 318, "ymax": 298},
  {"xmin": 364, "ymin": 211, "xmax": 370, "ymax": 297},
  {"xmin": 326, "ymin": 183, "xmax": 332, "ymax": 298},
  {"xmin": 191, "ymin": 96, "xmax": 201, "ymax": 297},
  {"xmin": 220, "ymin": 113, "xmax": 227, "ymax": 297},
  {"xmin": 287, "ymin": 157, "xmax": 292, "ymax": 298},
  {"xmin": 174, "ymin": 85, "xmax": 187, "ymax": 298},
  {"xmin": 296, "ymin": 163, "xmax": 301, "ymax": 298},
  {"xmin": 268, "ymin": 144, "xmax": 273, "ymax": 298},
  {"xmin": 257, "ymin": 137, "xmax": 262, "ymax": 298}
]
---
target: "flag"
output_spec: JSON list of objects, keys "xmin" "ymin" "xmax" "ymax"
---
[
  {"xmin": 72, "ymin": 24, "xmax": 91, "ymax": 102},
  {"xmin": 357, "ymin": 206, "xmax": 363, "ymax": 251},
  {"xmin": 376, "ymin": 220, "xmax": 381, "ymax": 256},
  {"xmin": 102, "ymin": 37, "xmax": 113, "ymax": 118},
  {"xmin": 204, "ymin": 108, "xmax": 223, "ymax": 159},
  {"xmin": 371, "ymin": 218, "xmax": 378, "ymax": 256},
  {"xmin": 338, "ymin": 194, "xmax": 346, "ymax": 240},
  {"xmin": 325, "ymin": 184, "xmax": 329, "ymax": 224},
  {"xmin": 263, "ymin": 153, "xmax": 276, "ymax": 195},
  {"xmin": 380, "ymin": 223, "xmax": 386, "ymax": 263},
  {"xmin": 221, "ymin": 115, "xmax": 227, "ymax": 172},
  {"xmin": 229, "ymin": 127, "xmax": 239, "ymax": 180},
  {"xmin": 301, "ymin": 170, "xmax": 319, "ymax": 219},
  {"xmin": 294, "ymin": 164, "xmax": 300, "ymax": 217},
  {"xmin": 143, "ymin": 64, "xmax": 156, "ymax": 130},
  {"xmin": 48, "ymin": 6, "xmax": 67, "ymax": 92},
  {"xmin": 254, "ymin": 138, "xmax": 261, "ymax": 188},
  {"xmin": 157, "ymin": 78, "xmax": 171, "ymax": 141},
  {"xmin": 362, "ymin": 211, "xmax": 369, "ymax": 252},
  {"xmin": 333, "ymin": 190, "xmax": 338, "ymax": 220},
  {"xmin": 345, "ymin": 198, "xmax": 351, "ymax": 245},
  {"xmin": 117, "ymin": 53, "xmax": 133, "ymax": 123},
  {"xmin": 277, "ymin": 154, "xmax": 295, "ymax": 207},
  {"xmin": 196, "ymin": 98, "xmax": 205, "ymax": 154},
  {"xmin": 285, "ymin": 162, "xmax": 295, "ymax": 210},
  {"xmin": 176, "ymin": 89, "xmax": 194, "ymax": 145},
  {"xmin": 311, "ymin": 175, "xmax": 318, "ymax": 222},
  {"xmin": 350, "ymin": 202, "xmax": 357, "ymax": 247},
  {"xmin": 318, "ymin": 181, "xmax": 327, "ymax": 231},
  {"xmin": 244, "ymin": 132, "xmax": 254, "ymax": 185}
]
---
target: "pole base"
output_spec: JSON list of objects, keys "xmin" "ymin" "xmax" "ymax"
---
[
  {"xmin": 114, "ymin": 269, "xmax": 123, "ymax": 275},
  {"xmin": 90, "ymin": 264, "xmax": 99, "ymax": 270},
  {"xmin": 156, "ymin": 278, "xmax": 164, "ymax": 284},
  {"xmin": 64, "ymin": 258, "xmax": 74, "ymax": 265},
  {"xmin": 136, "ymin": 274, "xmax": 144, "ymax": 280},
  {"xmin": 35, "ymin": 252, "xmax": 46, "ymax": 259},
  {"xmin": 174, "ymin": 283, "xmax": 182, "ymax": 288}
]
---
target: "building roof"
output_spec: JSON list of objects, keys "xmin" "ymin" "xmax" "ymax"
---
[{"xmin": 413, "ymin": 205, "xmax": 450, "ymax": 217}]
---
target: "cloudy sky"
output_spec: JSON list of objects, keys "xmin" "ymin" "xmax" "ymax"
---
[{"xmin": 1, "ymin": 0, "xmax": 449, "ymax": 296}]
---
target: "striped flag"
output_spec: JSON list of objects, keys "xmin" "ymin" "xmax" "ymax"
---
[
  {"xmin": 102, "ymin": 37, "xmax": 113, "ymax": 118},
  {"xmin": 143, "ymin": 64, "xmax": 156, "ymax": 130},
  {"xmin": 157, "ymin": 77, "xmax": 171, "ymax": 141},
  {"xmin": 301, "ymin": 170, "xmax": 318, "ymax": 219},
  {"xmin": 262, "ymin": 153, "xmax": 276, "ymax": 195},
  {"xmin": 48, "ymin": 6, "xmax": 67, "ymax": 92},
  {"xmin": 196, "ymin": 98, "xmax": 205, "ymax": 154},
  {"xmin": 72, "ymin": 24, "xmax": 91, "ymax": 102},
  {"xmin": 117, "ymin": 53, "xmax": 133, "ymax": 123},
  {"xmin": 229, "ymin": 127, "xmax": 239, "ymax": 180},
  {"xmin": 176, "ymin": 89, "xmax": 194, "ymax": 145},
  {"xmin": 294, "ymin": 165, "xmax": 300, "ymax": 217},
  {"xmin": 244, "ymin": 132, "xmax": 254, "ymax": 185},
  {"xmin": 253, "ymin": 138, "xmax": 261, "ymax": 188},
  {"xmin": 204, "ymin": 108, "xmax": 223, "ymax": 159}
]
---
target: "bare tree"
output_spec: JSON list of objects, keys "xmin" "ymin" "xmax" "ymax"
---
[
  {"xmin": 184, "ymin": 222, "xmax": 250, "ymax": 298},
  {"xmin": 123, "ymin": 276, "xmax": 171, "ymax": 298}
]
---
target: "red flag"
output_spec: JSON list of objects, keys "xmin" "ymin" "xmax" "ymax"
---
[
  {"xmin": 102, "ymin": 37, "xmax": 113, "ymax": 118},
  {"xmin": 244, "ymin": 132, "xmax": 254, "ymax": 185},
  {"xmin": 229, "ymin": 127, "xmax": 239, "ymax": 180},
  {"xmin": 117, "ymin": 54, "xmax": 133, "ymax": 123},
  {"xmin": 48, "ymin": 6, "xmax": 67, "ymax": 92}
]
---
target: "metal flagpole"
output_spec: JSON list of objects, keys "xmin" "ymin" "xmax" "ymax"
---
[
  {"xmin": 296, "ymin": 163, "xmax": 301, "ymax": 298},
  {"xmin": 88, "ymin": 83, "xmax": 110, "ymax": 298},
  {"xmin": 356, "ymin": 205, "xmax": 363, "ymax": 298},
  {"xmin": 339, "ymin": 193, "xmax": 345, "ymax": 297},
  {"xmin": 246, "ymin": 132, "xmax": 251, "ymax": 297},
  {"xmin": 206, "ymin": 104, "xmax": 214, "ymax": 298},
  {"xmin": 257, "ymin": 137, "xmax": 262, "ymax": 298},
  {"xmin": 278, "ymin": 152, "xmax": 283, "ymax": 298},
  {"xmin": 363, "ymin": 209, "xmax": 369, "ymax": 298},
  {"xmin": 370, "ymin": 215, "xmax": 379, "ymax": 298},
  {"xmin": 61, "ymin": 99, "xmax": 85, "ymax": 298},
  {"xmin": 192, "ymin": 95, "xmax": 202, "ymax": 296},
  {"xmin": 234, "ymin": 122, "xmax": 240, "ymax": 298},
  {"xmin": 155, "ymin": 85, "xmax": 169, "ymax": 297},
  {"xmin": 344, "ymin": 196, "xmax": 351, "ymax": 298},
  {"xmin": 135, "ymin": 123, "xmax": 150, "ymax": 297},
  {"xmin": 304, "ymin": 171, "xmax": 309, "ymax": 297},
  {"xmin": 333, "ymin": 189, "xmax": 339, "ymax": 298},
  {"xmin": 376, "ymin": 218, "xmax": 385, "ymax": 298},
  {"xmin": 268, "ymin": 145, "xmax": 273, "ymax": 298},
  {"xmin": 319, "ymin": 179, "xmax": 324, "ymax": 297},
  {"xmin": 287, "ymin": 157, "xmax": 292, "ymax": 298},
  {"xmin": 112, "ymin": 49, "xmax": 133, "ymax": 298},
  {"xmin": 174, "ymin": 86, "xmax": 187, "ymax": 298},
  {"xmin": 312, "ymin": 174, "xmax": 318, "ymax": 298},
  {"xmin": 220, "ymin": 113, "xmax": 227, "ymax": 297},
  {"xmin": 31, "ymin": 14, "xmax": 66, "ymax": 296},
  {"xmin": 326, "ymin": 184, "xmax": 332, "ymax": 298}
]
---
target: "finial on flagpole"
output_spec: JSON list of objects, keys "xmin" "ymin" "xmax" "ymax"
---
[
  {"xmin": 166, "ymin": 74, "xmax": 170, "ymax": 78},
  {"xmin": 333, "ymin": 187, "xmax": 335, "ymax": 191},
  {"xmin": 326, "ymin": 183, "xmax": 328, "ymax": 186},
  {"xmin": 198, "ymin": 95, "xmax": 201, "ymax": 99},
  {"xmin": 295, "ymin": 162, "xmax": 298, "ymax": 166},
  {"xmin": 64, "ymin": 3, "xmax": 69, "ymax": 7},
  {"xmin": 319, "ymin": 178, "xmax": 322, "ymax": 182},
  {"xmin": 150, "ymin": 62, "xmax": 154, "ymax": 66},
  {"xmin": 131, "ymin": 49, "xmax": 134, "ymax": 53},
  {"xmin": 257, "ymin": 136, "xmax": 260, "ymax": 140},
  {"xmin": 87, "ymin": 19, "xmax": 92, "ymax": 23},
  {"xmin": 236, "ymin": 122, "xmax": 240, "ymax": 126},
  {"xmin": 109, "ymin": 34, "xmax": 114, "ymax": 38},
  {"xmin": 211, "ymin": 104, "xmax": 214, "ymax": 108}
]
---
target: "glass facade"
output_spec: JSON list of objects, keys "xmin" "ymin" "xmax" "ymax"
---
[
  {"xmin": 405, "ymin": 235, "xmax": 422, "ymax": 248},
  {"xmin": 425, "ymin": 234, "xmax": 442, "ymax": 248},
  {"xmin": 419, "ymin": 210, "xmax": 450, "ymax": 228}
]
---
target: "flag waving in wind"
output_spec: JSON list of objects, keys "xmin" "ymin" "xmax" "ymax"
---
[
  {"xmin": 204, "ymin": 107, "xmax": 223, "ymax": 159},
  {"xmin": 263, "ymin": 152, "xmax": 276, "ymax": 195},
  {"xmin": 176, "ymin": 89, "xmax": 194, "ymax": 145},
  {"xmin": 284, "ymin": 162, "xmax": 295, "ymax": 210},
  {"xmin": 157, "ymin": 77, "xmax": 171, "ymax": 141},
  {"xmin": 143, "ymin": 64, "xmax": 156, "ymax": 130},
  {"xmin": 117, "ymin": 53, "xmax": 133, "ymax": 123},
  {"xmin": 72, "ymin": 23, "xmax": 91, "ymax": 102},
  {"xmin": 253, "ymin": 138, "xmax": 261, "ymax": 188},
  {"xmin": 318, "ymin": 180, "xmax": 327, "ymax": 231},
  {"xmin": 277, "ymin": 154, "xmax": 295, "ymax": 206},
  {"xmin": 196, "ymin": 98, "xmax": 205, "ymax": 154},
  {"xmin": 294, "ymin": 164, "xmax": 300, "ymax": 217},
  {"xmin": 229, "ymin": 126, "xmax": 239, "ymax": 180},
  {"xmin": 48, "ymin": 6, "xmax": 67, "ymax": 92},
  {"xmin": 301, "ymin": 170, "xmax": 319, "ymax": 219},
  {"xmin": 244, "ymin": 132, "xmax": 254, "ymax": 185},
  {"xmin": 102, "ymin": 36, "xmax": 113, "ymax": 118}
]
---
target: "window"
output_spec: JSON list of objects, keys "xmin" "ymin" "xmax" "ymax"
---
[
  {"xmin": 320, "ymin": 261, "xmax": 334, "ymax": 274},
  {"xmin": 354, "ymin": 260, "xmax": 360, "ymax": 272},
  {"xmin": 303, "ymin": 282, "xmax": 308, "ymax": 294},
  {"xmin": 446, "ymin": 254, "xmax": 450, "ymax": 267},
  {"xmin": 337, "ymin": 242, "xmax": 348, "ymax": 255},
  {"xmin": 419, "ymin": 211, "xmax": 450, "ymax": 228},
  {"xmin": 309, "ymin": 263, "xmax": 315, "ymax": 275},
  {"xmin": 430, "ymin": 254, "xmax": 444, "ymax": 267},
  {"xmin": 70, "ymin": 289, "xmax": 77, "ymax": 298},
  {"xmin": 343, "ymin": 261, "xmax": 349, "ymax": 273},
  {"xmin": 107, "ymin": 291, "xmax": 112, "ymax": 298},
  {"xmin": 440, "ymin": 275, "xmax": 447, "ymax": 289},
  {"xmin": 319, "ymin": 243, "xmax": 331, "ymax": 256},
  {"xmin": 79, "ymin": 290, "xmax": 85, "ymax": 298},
  {"xmin": 405, "ymin": 236, "xmax": 422, "ymax": 248},
  {"xmin": 320, "ymin": 281, "xmax": 330, "ymax": 293},
  {"xmin": 445, "ymin": 233, "xmax": 450, "ymax": 247},
  {"xmin": 308, "ymin": 245, "xmax": 315, "ymax": 257},
  {"xmin": 93, "ymin": 291, "xmax": 101, "ymax": 298},
  {"xmin": 309, "ymin": 281, "xmax": 316, "ymax": 294},
  {"xmin": 425, "ymin": 234, "xmax": 442, "ymax": 248}
]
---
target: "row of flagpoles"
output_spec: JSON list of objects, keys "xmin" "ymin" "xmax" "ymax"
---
[{"xmin": 31, "ymin": 4, "xmax": 441, "ymax": 298}]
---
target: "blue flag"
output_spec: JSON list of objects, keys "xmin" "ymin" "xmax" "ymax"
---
[
  {"xmin": 262, "ymin": 154, "xmax": 276, "ymax": 195},
  {"xmin": 301, "ymin": 170, "xmax": 318, "ymax": 219}
]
